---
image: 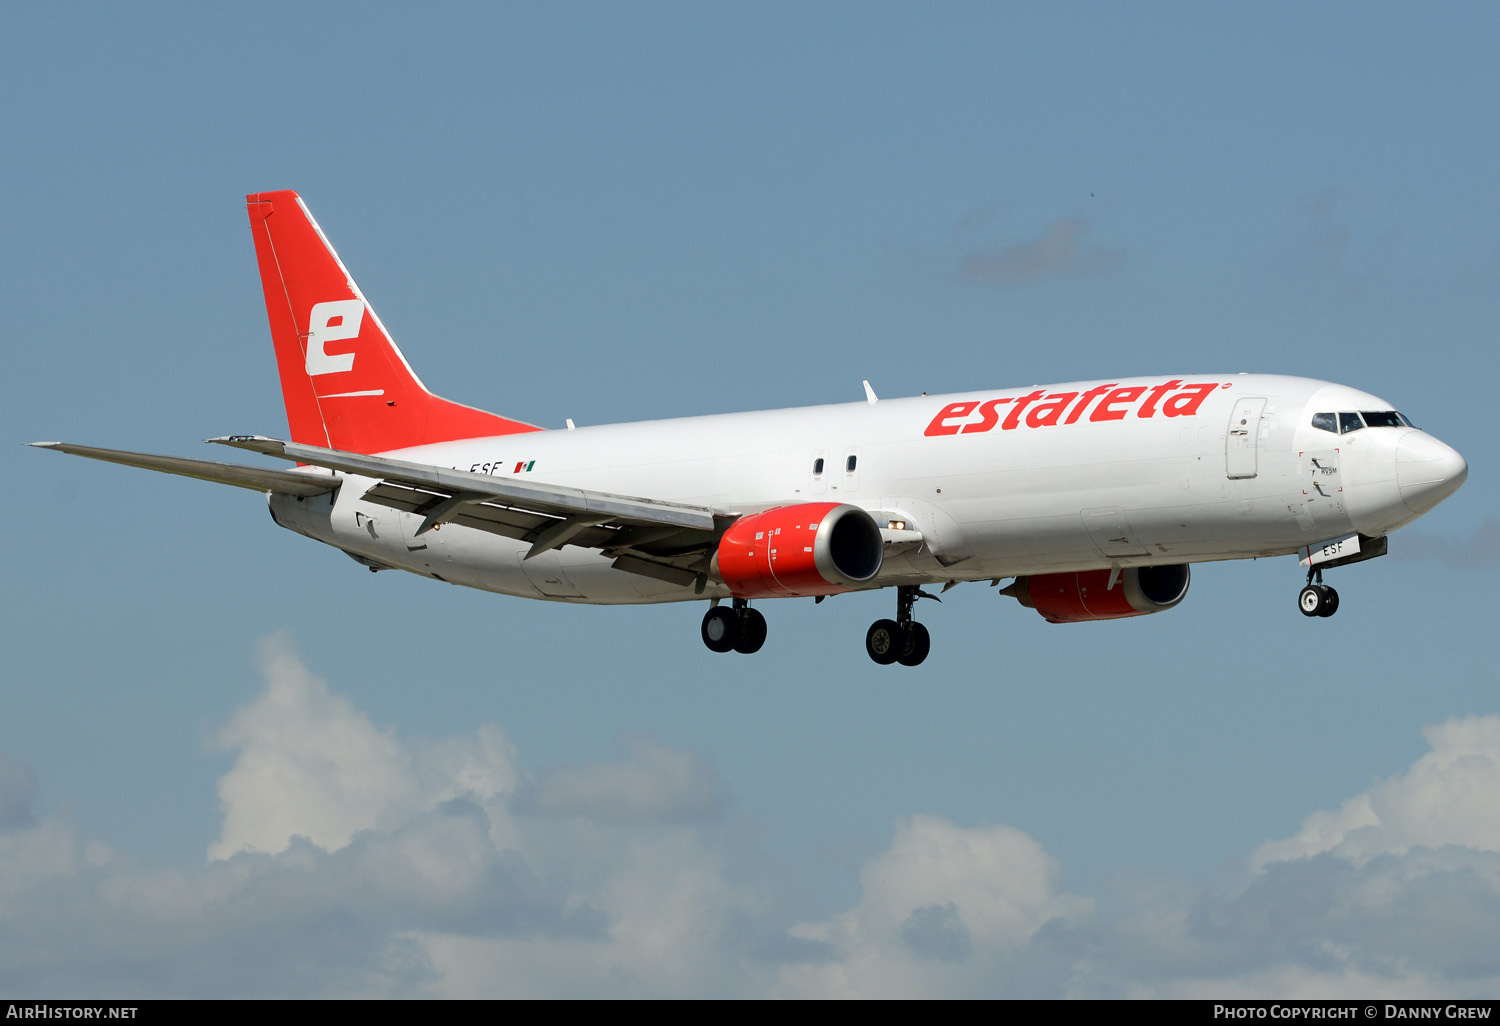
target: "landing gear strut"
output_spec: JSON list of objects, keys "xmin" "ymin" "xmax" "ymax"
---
[
  {"xmin": 701, "ymin": 599, "xmax": 768, "ymax": 654},
  {"xmin": 866, "ymin": 585, "xmax": 936, "ymax": 666},
  {"xmin": 1298, "ymin": 566, "xmax": 1340, "ymax": 618}
]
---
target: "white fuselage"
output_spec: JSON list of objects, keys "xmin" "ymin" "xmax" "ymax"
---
[{"xmin": 266, "ymin": 373, "xmax": 1463, "ymax": 604}]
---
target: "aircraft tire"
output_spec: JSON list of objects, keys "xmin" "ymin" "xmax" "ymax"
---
[
  {"xmin": 897, "ymin": 622, "xmax": 931, "ymax": 667},
  {"xmin": 866, "ymin": 619, "xmax": 903, "ymax": 665},
  {"xmin": 1298, "ymin": 585, "xmax": 1325, "ymax": 617},
  {"xmin": 702, "ymin": 607, "xmax": 740, "ymax": 653},
  {"xmin": 1317, "ymin": 586, "xmax": 1340, "ymax": 618},
  {"xmin": 734, "ymin": 608, "xmax": 768, "ymax": 654}
]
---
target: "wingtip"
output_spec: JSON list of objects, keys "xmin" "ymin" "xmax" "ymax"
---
[{"xmin": 27, "ymin": 441, "xmax": 62, "ymax": 449}]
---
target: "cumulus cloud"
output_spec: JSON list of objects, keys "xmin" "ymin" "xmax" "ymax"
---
[
  {"xmin": 1078, "ymin": 716, "xmax": 1500, "ymax": 998},
  {"xmin": 514, "ymin": 735, "xmax": 724, "ymax": 824},
  {"xmin": 1252, "ymin": 716, "xmax": 1500, "ymax": 869},
  {"xmin": 4, "ymin": 639, "xmax": 1500, "ymax": 996},
  {"xmin": 960, "ymin": 216, "xmax": 1124, "ymax": 287},
  {"xmin": 210, "ymin": 633, "xmax": 427, "ymax": 858},
  {"xmin": 0, "ymin": 636, "xmax": 760, "ymax": 997},
  {"xmin": 775, "ymin": 815, "xmax": 1094, "ymax": 997}
]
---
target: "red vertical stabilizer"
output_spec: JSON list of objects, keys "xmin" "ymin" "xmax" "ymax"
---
[{"xmin": 246, "ymin": 191, "xmax": 539, "ymax": 454}]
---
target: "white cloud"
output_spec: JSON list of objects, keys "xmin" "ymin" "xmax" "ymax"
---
[
  {"xmin": 209, "ymin": 632, "xmax": 429, "ymax": 858},
  {"xmin": 776, "ymin": 815, "xmax": 1094, "ymax": 997},
  {"xmin": 4, "ymin": 639, "xmax": 1500, "ymax": 996},
  {"xmin": 1252, "ymin": 715, "xmax": 1500, "ymax": 868},
  {"xmin": 515, "ymin": 735, "xmax": 724, "ymax": 824}
]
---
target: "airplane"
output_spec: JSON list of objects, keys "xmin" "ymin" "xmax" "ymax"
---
[{"xmin": 31, "ymin": 191, "xmax": 1469, "ymax": 666}]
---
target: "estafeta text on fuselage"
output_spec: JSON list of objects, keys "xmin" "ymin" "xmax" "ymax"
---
[{"xmin": 924, "ymin": 379, "xmax": 1230, "ymax": 437}]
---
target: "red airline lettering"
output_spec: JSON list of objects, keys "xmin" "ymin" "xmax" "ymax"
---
[
  {"xmin": 1161, "ymin": 382, "xmax": 1218, "ymax": 417},
  {"xmin": 923, "ymin": 380, "xmax": 1228, "ymax": 438},
  {"xmin": 923, "ymin": 401, "xmax": 981, "ymax": 437},
  {"xmin": 1001, "ymin": 390, "xmax": 1047, "ymax": 431},
  {"xmin": 1065, "ymin": 384, "xmax": 1117, "ymax": 425},
  {"xmin": 1026, "ymin": 392, "xmax": 1077, "ymax": 428},
  {"xmin": 1138, "ymin": 379, "xmax": 1181, "ymax": 418},
  {"xmin": 960, "ymin": 397, "xmax": 1012, "ymax": 434},
  {"xmin": 1090, "ymin": 385, "xmax": 1147, "ymax": 422}
]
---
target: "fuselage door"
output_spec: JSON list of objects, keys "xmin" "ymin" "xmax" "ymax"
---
[{"xmin": 1226, "ymin": 397, "xmax": 1267, "ymax": 479}]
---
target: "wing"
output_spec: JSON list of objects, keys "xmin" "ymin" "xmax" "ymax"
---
[
  {"xmin": 209, "ymin": 435, "xmax": 735, "ymax": 587},
  {"xmin": 28, "ymin": 441, "xmax": 337, "ymax": 497}
]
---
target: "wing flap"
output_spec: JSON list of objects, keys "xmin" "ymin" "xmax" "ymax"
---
[
  {"xmin": 361, "ymin": 481, "xmax": 617, "ymax": 548},
  {"xmin": 29, "ymin": 442, "xmax": 336, "ymax": 497},
  {"xmin": 210, "ymin": 435, "xmax": 722, "ymax": 531}
]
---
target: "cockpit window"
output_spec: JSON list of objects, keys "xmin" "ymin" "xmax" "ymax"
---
[
  {"xmin": 1316, "ymin": 410, "xmax": 1413, "ymax": 435},
  {"xmin": 1399, "ymin": 412, "xmax": 1417, "ymax": 428}
]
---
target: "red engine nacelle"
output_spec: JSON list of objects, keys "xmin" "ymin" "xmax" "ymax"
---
[
  {"xmin": 713, "ymin": 502, "xmax": 883, "ymax": 599},
  {"xmin": 1003, "ymin": 564, "xmax": 1190, "ymax": 623}
]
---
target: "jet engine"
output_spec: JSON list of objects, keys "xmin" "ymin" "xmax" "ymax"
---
[
  {"xmin": 713, "ymin": 502, "xmax": 883, "ymax": 599},
  {"xmin": 1001, "ymin": 564, "xmax": 1190, "ymax": 623}
]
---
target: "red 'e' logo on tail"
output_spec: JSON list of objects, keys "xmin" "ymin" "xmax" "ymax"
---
[{"xmin": 305, "ymin": 300, "xmax": 364, "ymax": 376}]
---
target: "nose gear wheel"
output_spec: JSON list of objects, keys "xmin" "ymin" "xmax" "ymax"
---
[
  {"xmin": 1298, "ymin": 565, "xmax": 1340, "ymax": 618},
  {"xmin": 1298, "ymin": 584, "xmax": 1339, "ymax": 618}
]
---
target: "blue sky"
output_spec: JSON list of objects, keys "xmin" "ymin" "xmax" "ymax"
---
[{"xmin": 4, "ymin": 2, "xmax": 1498, "ymax": 996}]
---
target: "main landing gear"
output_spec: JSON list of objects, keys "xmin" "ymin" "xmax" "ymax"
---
[
  {"xmin": 1298, "ymin": 566, "xmax": 1340, "ymax": 618},
  {"xmin": 701, "ymin": 599, "xmax": 768, "ymax": 654},
  {"xmin": 865, "ymin": 585, "xmax": 937, "ymax": 667}
]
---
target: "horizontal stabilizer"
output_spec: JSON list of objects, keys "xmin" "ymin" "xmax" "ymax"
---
[{"xmin": 28, "ymin": 442, "xmax": 337, "ymax": 497}]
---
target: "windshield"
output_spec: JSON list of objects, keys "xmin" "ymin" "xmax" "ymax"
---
[{"xmin": 1312, "ymin": 410, "xmax": 1417, "ymax": 434}]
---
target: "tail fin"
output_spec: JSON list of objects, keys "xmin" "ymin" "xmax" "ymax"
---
[{"xmin": 246, "ymin": 191, "xmax": 539, "ymax": 454}]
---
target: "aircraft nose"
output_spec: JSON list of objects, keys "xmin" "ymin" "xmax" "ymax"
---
[{"xmin": 1395, "ymin": 432, "xmax": 1468, "ymax": 514}]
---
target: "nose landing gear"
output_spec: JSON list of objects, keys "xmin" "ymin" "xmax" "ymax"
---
[
  {"xmin": 701, "ymin": 599, "xmax": 768, "ymax": 654},
  {"xmin": 865, "ymin": 585, "xmax": 937, "ymax": 666},
  {"xmin": 1298, "ymin": 567, "xmax": 1340, "ymax": 618}
]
